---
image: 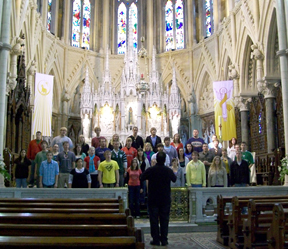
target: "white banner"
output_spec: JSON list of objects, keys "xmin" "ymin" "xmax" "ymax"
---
[{"xmin": 32, "ymin": 73, "xmax": 54, "ymax": 136}]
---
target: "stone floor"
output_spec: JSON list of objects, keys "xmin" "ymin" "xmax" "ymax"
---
[{"xmin": 135, "ymin": 219, "xmax": 227, "ymax": 248}]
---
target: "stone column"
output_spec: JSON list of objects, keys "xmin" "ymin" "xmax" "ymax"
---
[
  {"xmin": 102, "ymin": 0, "xmax": 110, "ymax": 52},
  {"xmin": 0, "ymin": 0, "xmax": 12, "ymax": 168},
  {"xmin": 137, "ymin": 95, "xmax": 142, "ymax": 136},
  {"xmin": 187, "ymin": 0, "xmax": 197, "ymax": 47},
  {"xmin": 253, "ymin": 0, "xmax": 260, "ymax": 37},
  {"xmin": 198, "ymin": 0, "xmax": 204, "ymax": 39},
  {"xmin": 8, "ymin": 37, "xmax": 23, "ymax": 93},
  {"xmin": 237, "ymin": 97, "xmax": 252, "ymax": 144},
  {"xmin": 258, "ymin": 79, "xmax": 280, "ymax": 153},
  {"xmin": 251, "ymin": 43, "xmax": 264, "ymax": 82},
  {"xmin": 147, "ymin": 0, "xmax": 153, "ymax": 56},
  {"xmin": 61, "ymin": 89, "xmax": 70, "ymax": 127},
  {"xmin": 62, "ymin": 0, "xmax": 71, "ymax": 44},
  {"xmin": 275, "ymin": 0, "xmax": 288, "ymax": 154},
  {"xmin": 213, "ymin": 0, "xmax": 219, "ymax": 31},
  {"xmin": 27, "ymin": 60, "xmax": 37, "ymax": 106}
]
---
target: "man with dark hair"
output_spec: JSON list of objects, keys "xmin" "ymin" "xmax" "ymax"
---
[
  {"xmin": 230, "ymin": 150, "xmax": 250, "ymax": 187},
  {"xmin": 141, "ymin": 151, "xmax": 176, "ymax": 246},
  {"xmin": 129, "ymin": 126, "xmax": 144, "ymax": 149},
  {"xmin": 34, "ymin": 140, "xmax": 49, "ymax": 188},
  {"xmin": 145, "ymin": 127, "xmax": 162, "ymax": 153},
  {"xmin": 95, "ymin": 138, "xmax": 110, "ymax": 162},
  {"xmin": 163, "ymin": 137, "xmax": 178, "ymax": 166},
  {"xmin": 186, "ymin": 129, "xmax": 205, "ymax": 152},
  {"xmin": 39, "ymin": 151, "xmax": 59, "ymax": 188},
  {"xmin": 151, "ymin": 143, "xmax": 170, "ymax": 167},
  {"xmin": 57, "ymin": 141, "xmax": 76, "ymax": 188}
]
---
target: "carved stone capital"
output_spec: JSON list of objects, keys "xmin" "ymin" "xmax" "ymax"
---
[
  {"xmin": 228, "ymin": 64, "xmax": 239, "ymax": 80},
  {"xmin": 258, "ymin": 79, "xmax": 280, "ymax": 99},
  {"xmin": 28, "ymin": 60, "xmax": 37, "ymax": 76},
  {"xmin": 61, "ymin": 89, "xmax": 71, "ymax": 102},
  {"xmin": 6, "ymin": 72, "xmax": 17, "ymax": 95},
  {"xmin": 251, "ymin": 43, "xmax": 264, "ymax": 61},
  {"xmin": 235, "ymin": 96, "xmax": 252, "ymax": 111},
  {"xmin": 10, "ymin": 37, "xmax": 24, "ymax": 56}
]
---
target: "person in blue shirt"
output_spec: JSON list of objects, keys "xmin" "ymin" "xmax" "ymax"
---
[
  {"xmin": 95, "ymin": 138, "xmax": 110, "ymax": 162},
  {"xmin": 186, "ymin": 129, "xmax": 205, "ymax": 153},
  {"xmin": 39, "ymin": 151, "xmax": 59, "ymax": 188}
]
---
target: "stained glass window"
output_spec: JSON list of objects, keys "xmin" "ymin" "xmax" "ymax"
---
[
  {"xmin": 47, "ymin": 0, "xmax": 53, "ymax": 31},
  {"xmin": 72, "ymin": 0, "xmax": 81, "ymax": 47},
  {"xmin": 175, "ymin": 0, "xmax": 184, "ymax": 49},
  {"xmin": 118, "ymin": 3, "xmax": 127, "ymax": 54},
  {"xmin": 82, "ymin": 0, "xmax": 91, "ymax": 49},
  {"xmin": 258, "ymin": 112, "xmax": 262, "ymax": 134},
  {"xmin": 165, "ymin": 0, "xmax": 174, "ymax": 51},
  {"xmin": 205, "ymin": 0, "xmax": 212, "ymax": 37},
  {"xmin": 71, "ymin": 0, "xmax": 90, "ymax": 49},
  {"xmin": 130, "ymin": 3, "xmax": 138, "ymax": 50}
]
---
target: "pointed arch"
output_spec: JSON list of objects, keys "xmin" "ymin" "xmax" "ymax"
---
[{"xmin": 117, "ymin": 2, "xmax": 127, "ymax": 54}]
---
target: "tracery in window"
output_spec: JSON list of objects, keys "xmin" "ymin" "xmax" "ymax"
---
[
  {"xmin": 117, "ymin": 2, "xmax": 127, "ymax": 54},
  {"xmin": 71, "ymin": 0, "xmax": 91, "ymax": 49},
  {"xmin": 47, "ymin": 0, "xmax": 53, "ymax": 31},
  {"xmin": 165, "ymin": 0, "xmax": 174, "ymax": 51},
  {"xmin": 205, "ymin": 0, "xmax": 213, "ymax": 37},
  {"xmin": 165, "ymin": 0, "xmax": 185, "ymax": 51},
  {"xmin": 117, "ymin": 1, "xmax": 138, "ymax": 54},
  {"xmin": 175, "ymin": 0, "xmax": 184, "ymax": 49}
]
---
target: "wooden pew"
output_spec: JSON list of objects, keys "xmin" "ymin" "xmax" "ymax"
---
[
  {"xmin": 0, "ymin": 197, "xmax": 123, "ymax": 203},
  {"xmin": 267, "ymin": 203, "xmax": 288, "ymax": 249},
  {"xmin": 242, "ymin": 201, "xmax": 288, "ymax": 249},
  {"xmin": 0, "ymin": 198, "xmax": 145, "ymax": 249},
  {"xmin": 216, "ymin": 195, "xmax": 288, "ymax": 246},
  {"xmin": 0, "ymin": 236, "xmax": 142, "ymax": 249}
]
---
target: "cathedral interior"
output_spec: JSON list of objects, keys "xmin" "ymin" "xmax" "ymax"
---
[{"xmin": 0, "ymin": 0, "xmax": 288, "ymax": 186}]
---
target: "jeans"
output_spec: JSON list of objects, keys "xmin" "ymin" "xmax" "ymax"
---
[
  {"xmin": 43, "ymin": 184, "xmax": 54, "ymax": 188},
  {"xmin": 15, "ymin": 178, "xmax": 27, "ymax": 188},
  {"xmin": 29, "ymin": 160, "xmax": 35, "ymax": 185},
  {"xmin": 139, "ymin": 180, "xmax": 146, "ymax": 204},
  {"xmin": 103, "ymin": 183, "xmax": 115, "ymax": 188},
  {"xmin": 128, "ymin": 185, "xmax": 140, "ymax": 217},
  {"xmin": 191, "ymin": 184, "xmax": 202, "ymax": 188},
  {"xmin": 148, "ymin": 203, "xmax": 171, "ymax": 244},
  {"xmin": 119, "ymin": 173, "xmax": 125, "ymax": 187}
]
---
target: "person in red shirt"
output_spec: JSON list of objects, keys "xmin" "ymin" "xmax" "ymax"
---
[
  {"xmin": 83, "ymin": 147, "xmax": 100, "ymax": 188},
  {"xmin": 91, "ymin": 127, "xmax": 105, "ymax": 149},
  {"xmin": 127, "ymin": 158, "xmax": 142, "ymax": 218},
  {"xmin": 27, "ymin": 131, "xmax": 42, "ymax": 187},
  {"xmin": 170, "ymin": 133, "xmax": 183, "ymax": 153},
  {"xmin": 122, "ymin": 137, "xmax": 137, "ymax": 168}
]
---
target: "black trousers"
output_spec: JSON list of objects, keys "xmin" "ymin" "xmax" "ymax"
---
[{"xmin": 148, "ymin": 203, "xmax": 171, "ymax": 244}]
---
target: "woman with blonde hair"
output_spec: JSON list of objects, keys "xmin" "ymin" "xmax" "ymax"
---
[
  {"xmin": 208, "ymin": 156, "xmax": 227, "ymax": 187},
  {"xmin": 108, "ymin": 134, "xmax": 122, "ymax": 150},
  {"xmin": 144, "ymin": 142, "xmax": 155, "ymax": 164}
]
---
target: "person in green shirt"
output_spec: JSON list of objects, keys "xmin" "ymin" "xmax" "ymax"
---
[
  {"xmin": 34, "ymin": 140, "xmax": 49, "ymax": 187},
  {"xmin": 240, "ymin": 142, "xmax": 254, "ymax": 165},
  {"xmin": 186, "ymin": 151, "xmax": 206, "ymax": 187},
  {"xmin": 111, "ymin": 141, "xmax": 127, "ymax": 187}
]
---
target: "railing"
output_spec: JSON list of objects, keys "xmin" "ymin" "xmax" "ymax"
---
[{"xmin": 170, "ymin": 187, "xmax": 189, "ymax": 221}]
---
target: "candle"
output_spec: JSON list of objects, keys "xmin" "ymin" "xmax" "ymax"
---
[{"xmin": 218, "ymin": 116, "xmax": 222, "ymax": 137}]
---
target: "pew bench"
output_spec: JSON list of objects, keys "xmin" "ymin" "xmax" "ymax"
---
[
  {"xmin": 0, "ymin": 213, "xmax": 129, "ymax": 225},
  {"xmin": 0, "ymin": 207, "xmax": 122, "ymax": 213},
  {"xmin": 267, "ymin": 203, "xmax": 288, "ymax": 249},
  {"xmin": 0, "ymin": 197, "xmax": 123, "ymax": 203},
  {"xmin": 0, "ymin": 236, "xmax": 144, "ymax": 249},
  {"xmin": 242, "ymin": 201, "xmax": 288, "ymax": 249},
  {"xmin": 216, "ymin": 195, "xmax": 288, "ymax": 246}
]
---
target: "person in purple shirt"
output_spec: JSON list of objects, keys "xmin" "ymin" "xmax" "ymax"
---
[{"xmin": 186, "ymin": 129, "xmax": 205, "ymax": 153}]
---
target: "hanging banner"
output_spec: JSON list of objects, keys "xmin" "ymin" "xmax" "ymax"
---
[
  {"xmin": 213, "ymin": 80, "xmax": 236, "ymax": 141},
  {"xmin": 32, "ymin": 73, "xmax": 54, "ymax": 136}
]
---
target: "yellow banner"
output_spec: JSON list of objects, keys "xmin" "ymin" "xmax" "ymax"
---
[
  {"xmin": 213, "ymin": 81, "xmax": 236, "ymax": 141},
  {"xmin": 32, "ymin": 73, "xmax": 54, "ymax": 136}
]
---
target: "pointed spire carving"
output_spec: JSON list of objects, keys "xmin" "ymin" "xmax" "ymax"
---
[
  {"xmin": 169, "ymin": 67, "xmax": 181, "ymax": 118},
  {"xmin": 81, "ymin": 66, "xmax": 93, "ymax": 118}
]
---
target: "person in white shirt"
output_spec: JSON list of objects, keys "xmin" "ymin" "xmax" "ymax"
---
[{"xmin": 151, "ymin": 143, "xmax": 170, "ymax": 167}]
